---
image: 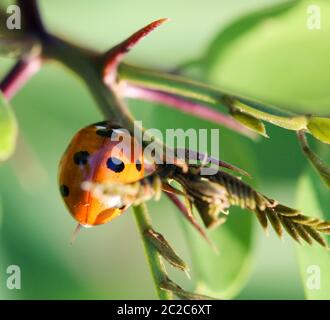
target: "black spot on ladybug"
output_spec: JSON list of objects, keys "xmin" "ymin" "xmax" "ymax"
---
[
  {"xmin": 96, "ymin": 129, "xmax": 114, "ymax": 138},
  {"xmin": 60, "ymin": 184, "xmax": 70, "ymax": 197},
  {"xmin": 73, "ymin": 151, "xmax": 90, "ymax": 165},
  {"xmin": 107, "ymin": 157, "xmax": 125, "ymax": 173},
  {"xmin": 136, "ymin": 160, "xmax": 142, "ymax": 171}
]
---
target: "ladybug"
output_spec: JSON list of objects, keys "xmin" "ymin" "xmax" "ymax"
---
[{"xmin": 58, "ymin": 121, "xmax": 144, "ymax": 227}]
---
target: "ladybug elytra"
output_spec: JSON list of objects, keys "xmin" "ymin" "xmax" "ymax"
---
[{"xmin": 58, "ymin": 121, "xmax": 144, "ymax": 227}]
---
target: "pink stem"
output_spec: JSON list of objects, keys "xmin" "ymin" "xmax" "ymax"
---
[
  {"xmin": 124, "ymin": 84, "xmax": 257, "ymax": 139},
  {"xmin": 0, "ymin": 56, "xmax": 42, "ymax": 100}
]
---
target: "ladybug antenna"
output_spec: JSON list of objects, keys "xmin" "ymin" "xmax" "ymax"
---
[{"xmin": 70, "ymin": 223, "xmax": 83, "ymax": 245}]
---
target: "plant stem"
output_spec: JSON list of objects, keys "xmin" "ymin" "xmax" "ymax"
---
[
  {"xmin": 17, "ymin": 0, "xmax": 46, "ymax": 35},
  {"xmin": 133, "ymin": 204, "xmax": 173, "ymax": 300},
  {"xmin": 42, "ymin": 35, "xmax": 135, "ymax": 130},
  {"xmin": 124, "ymin": 83, "xmax": 255, "ymax": 139},
  {"xmin": 119, "ymin": 63, "xmax": 226, "ymax": 104},
  {"xmin": 118, "ymin": 63, "xmax": 309, "ymax": 132},
  {"xmin": 297, "ymin": 130, "xmax": 330, "ymax": 188},
  {"xmin": 0, "ymin": 57, "xmax": 42, "ymax": 100}
]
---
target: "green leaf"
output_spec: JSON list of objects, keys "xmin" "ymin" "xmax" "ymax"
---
[
  {"xmin": 307, "ymin": 117, "xmax": 330, "ymax": 144},
  {"xmin": 184, "ymin": 209, "xmax": 253, "ymax": 299},
  {"xmin": 119, "ymin": 1, "xmax": 329, "ymax": 137},
  {"xmin": 232, "ymin": 99, "xmax": 308, "ymax": 131},
  {"xmin": 295, "ymin": 162, "xmax": 330, "ymax": 299},
  {"xmin": 205, "ymin": 0, "xmax": 330, "ymax": 115},
  {"xmin": 230, "ymin": 108, "xmax": 267, "ymax": 137},
  {"xmin": 0, "ymin": 92, "xmax": 18, "ymax": 161}
]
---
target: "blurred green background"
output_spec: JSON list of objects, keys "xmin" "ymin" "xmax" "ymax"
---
[{"xmin": 0, "ymin": 0, "xmax": 329, "ymax": 299}]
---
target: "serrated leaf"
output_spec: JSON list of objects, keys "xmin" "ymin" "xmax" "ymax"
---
[
  {"xmin": 0, "ymin": 92, "xmax": 18, "ymax": 161},
  {"xmin": 307, "ymin": 117, "xmax": 330, "ymax": 144},
  {"xmin": 145, "ymin": 228, "xmax": 189, "ymax": 274},
  {"xmin": 265, "ymin": 209, "xmax": 283, "ymax": 239},
  {"xmin": 230, "ymin": 108, "xmax": 268, "ymax": 137},
  {"xmin": 295, "ymin": 153, "xmax": 330, "ymax": 300},
  {"xmin": 295, "ymin": 224, "xmax": 313, "ymax": 245},
  {"xmin": 255, "ymin": 208, "xmax": 268, "ymax": 231},
  {"xmin": 279, "ymin": 215, "xmax": 301, "ymax": 244}
]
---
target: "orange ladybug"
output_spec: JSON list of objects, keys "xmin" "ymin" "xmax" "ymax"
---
[{"xmin": 58, "ymin": 121, "xmax": 144, "ymax": 227}]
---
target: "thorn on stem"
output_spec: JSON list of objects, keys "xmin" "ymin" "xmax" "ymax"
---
[{"xmin": 103, "ymin": 18, "xmax": 169, "ymax": 85}]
